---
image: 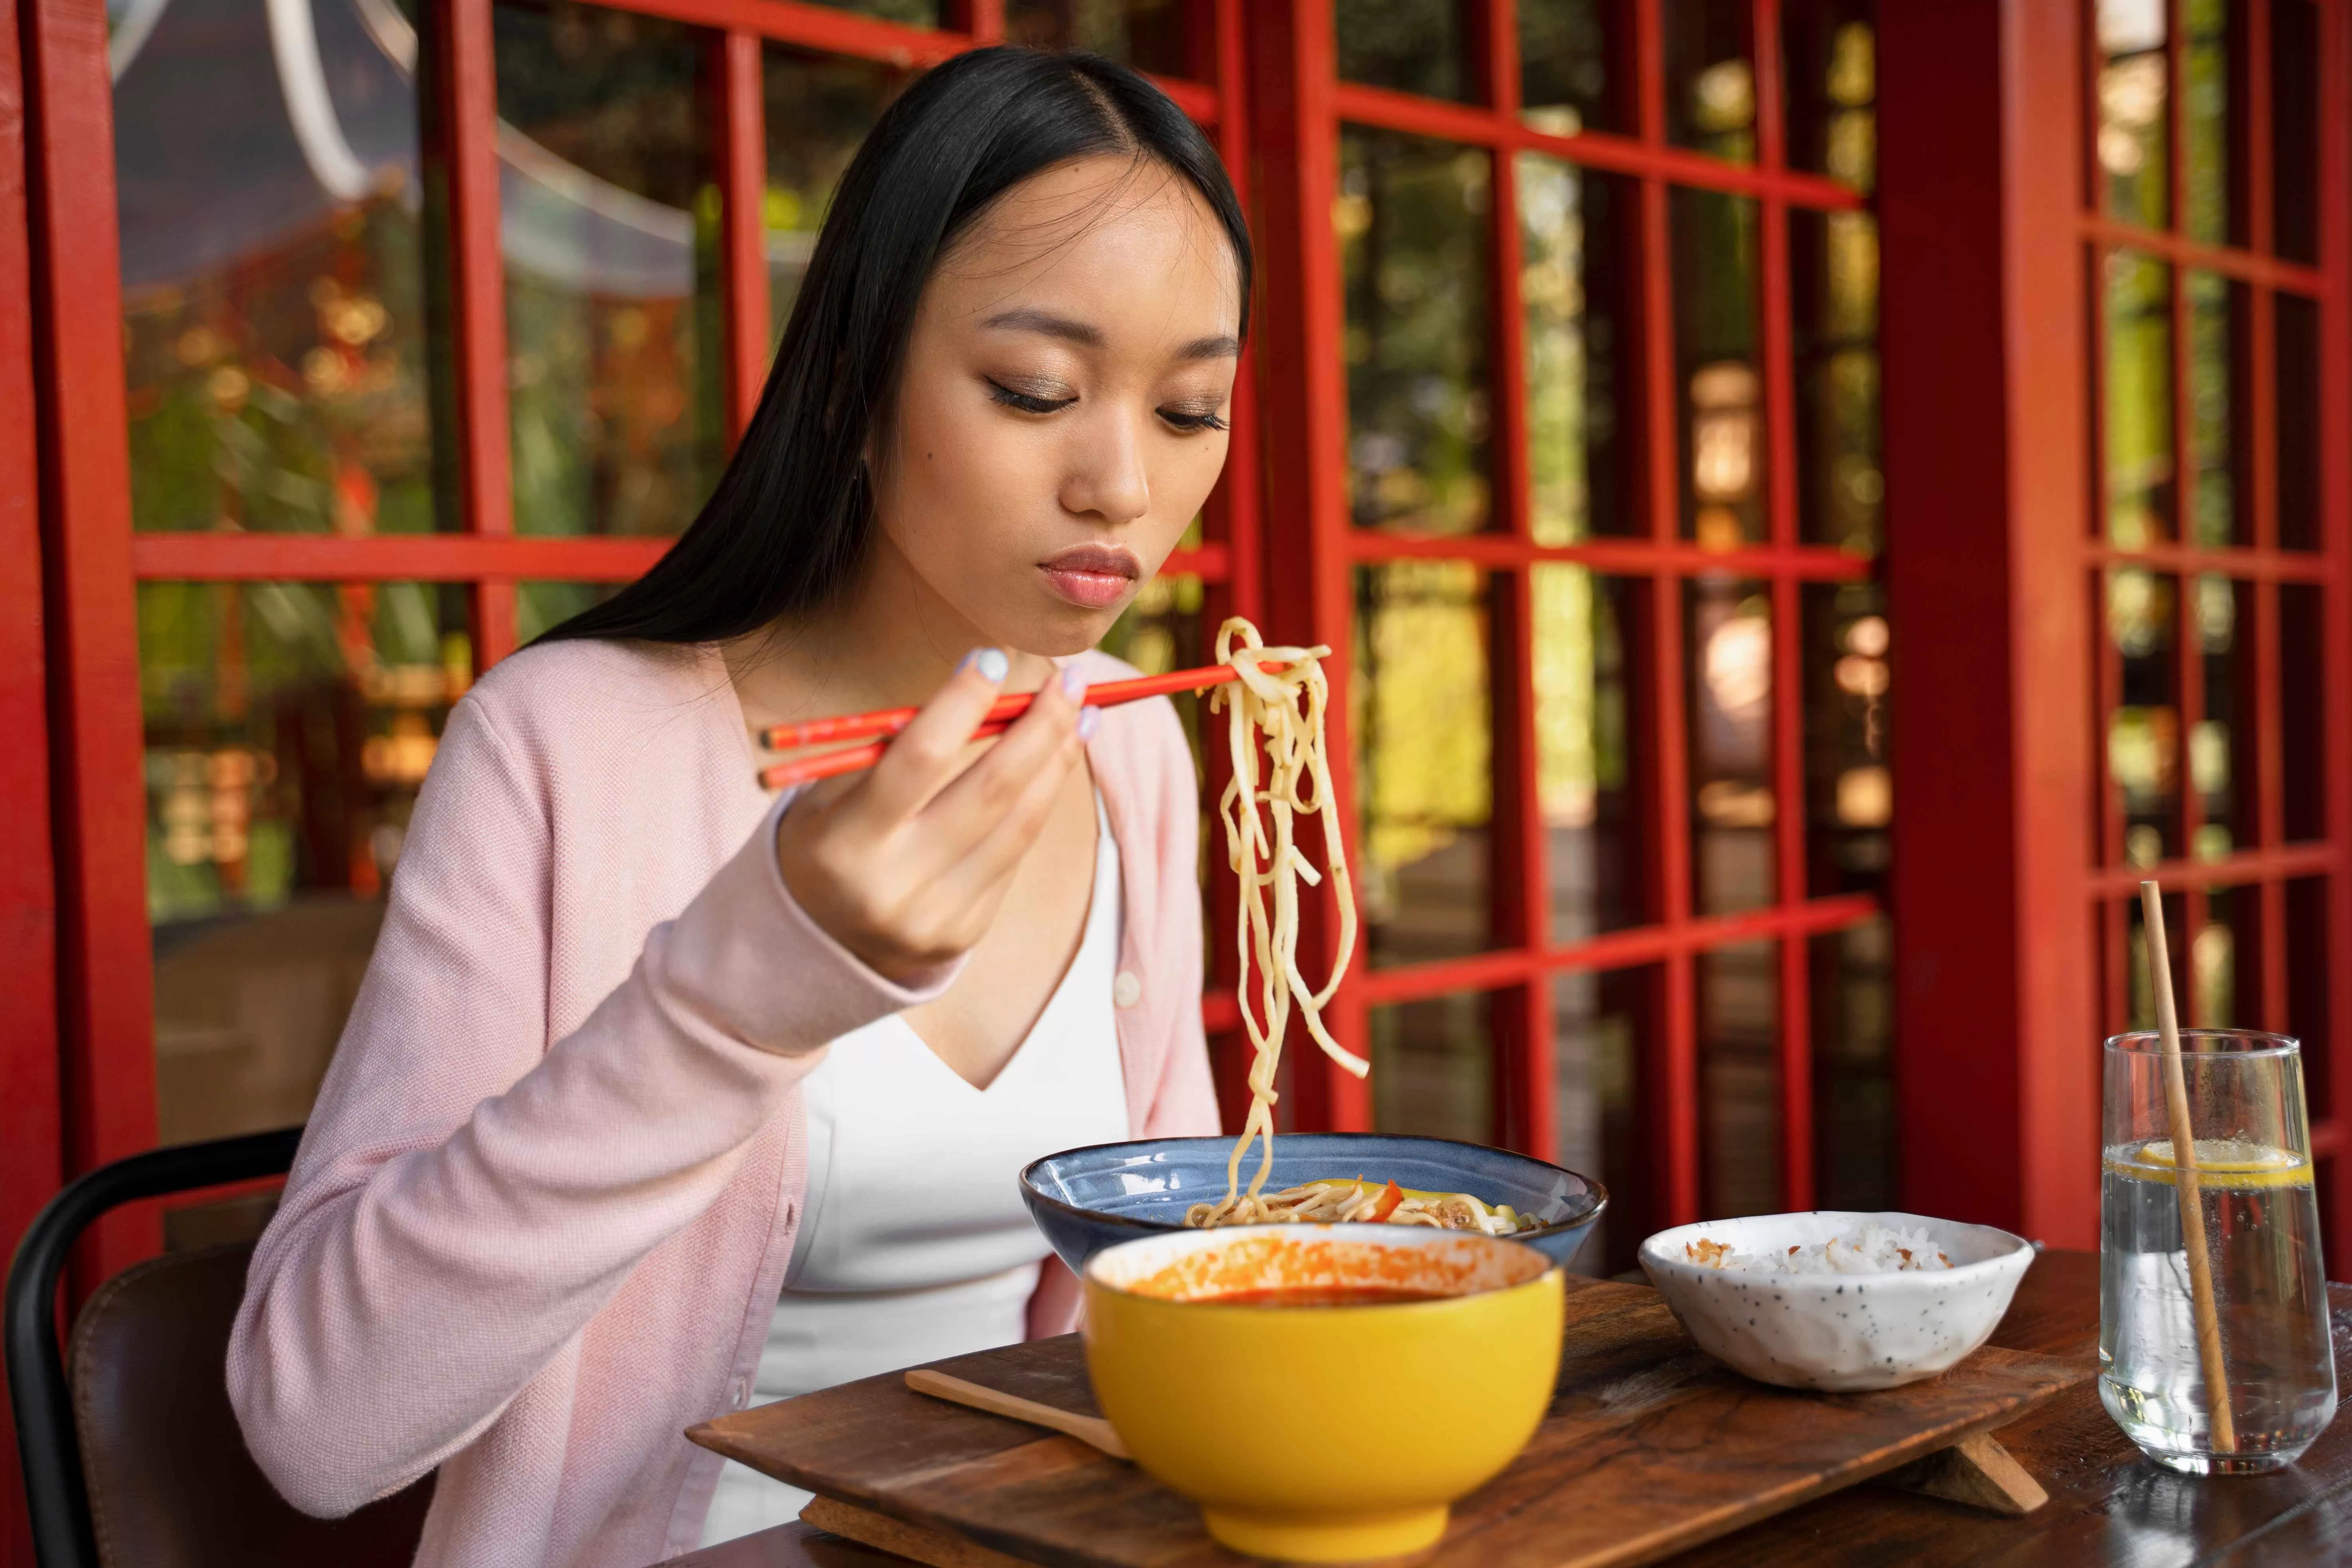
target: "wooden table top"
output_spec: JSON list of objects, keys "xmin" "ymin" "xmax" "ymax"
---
[{"xmin": 661, "ymin": 1250, "xmax": 2352, "ymax": 1568}]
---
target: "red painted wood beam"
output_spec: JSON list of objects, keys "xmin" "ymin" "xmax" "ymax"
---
[{"xmin": 1880, "ymin": 0, "xmax": 2099, "ymax": 1248}]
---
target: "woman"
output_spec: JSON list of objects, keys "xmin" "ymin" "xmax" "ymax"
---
[{"xmin": 228, "ymin": 47, "xmax": 1242, "ymax": 1567}]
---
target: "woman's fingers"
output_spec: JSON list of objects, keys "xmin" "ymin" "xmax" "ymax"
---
[
  {"xmin": 915, "ymin": 662, "xmax": 1090, "ymax": 842},
  {"xmin": 853, "ymin": 648, "xmax": 1018, "ymax": 823}
]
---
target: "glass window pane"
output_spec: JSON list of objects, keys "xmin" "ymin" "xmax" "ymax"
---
[
  {"xmin": 764, "ymin": 49, "xmax": 900, "ymax": 356},
  {"xmin": 1371, "ymin": 990, "xmax": 1493, "ymax": 1142},
  {"xmin": 2106, "ymin": 568, "xmax": 2181, "ymax": 866},
  {"xmin": 2281, "ymin": 583, "xmax": 2323, "ymax": 843},
  {"xmin": 2277, "ymin": 293, "xmax": 2320, "ymax": 550},
  {"xmin": 1699, "ymin": 940, "xmax": 1780, "ymax": 1217},
  {"xmin": 2123, "ymin": 888, "xmax": 2187, "ymax": 1032},
  {"xmin": 1519, "ymin": 0, "xmax": 1616, "ymax": 135},
  {"xmin": 1008, "ymin": 0, "xmax": 1190, "ymax": 73},
  {"xmin": 1519, "ymin": 159, "xmax": 1632, "ymax": 543},
  {"xmin": 2190, "ymin": 885, "xmax": 2263, "ymax": 1029},
  {"xmin": 517, "ymin": 581, "xmax": 619, "ymax": 644},
  {"xmin": 1553, "ymin": 965, "xmax": 1660, "ymax": 1275},
  {"xmin": 1791, "ymin": 209, "xmax": 1880, "ymax": 551},
  {"xmin": 1356, "ymin": 561, "xmax": 1493, "ymax": 967},
  {"xmin": 1341, "ymin": 129, "xmax": 1493, "ymax": 537},
  {"xmin": 1803, "ymin": 581, "xmax": 1888, "ymax": 899},
  {"xmin": 2096, "ymin": 0, "xmax": 2170, "ymax": 228},
  {"xmin": 115, "ymin": 0, "xmax": 445, "ymax": 535},
  {"xmin": 1811, "ymin": 919, "xmax": 1893, "ymax": 1211},
  {"xmin": 1689, "ymin": 578, "xmax": 1775, "ymax": 916},
  {"xmin": 2103, "ymin": 251, "xmax": 2174, "ymax": 546},
  {"xmin": 497, "ymin": 1, "xmax": 724, "ymax": 539},
  {"xmin": 2192, "ymin": 575, "xmax": 2255, "ymax": 860},
  {"xmin": 144, "ymin": 581, "xmax": 469, "ymax": 1146},
  {"xmin": 804, "ymin": 0, "xmax": 939, "ymax": 25},
  {"xmin": 1665, "ymin": 0, "xmax": 1756, "ymax": 163},
  {"xmin": 1672, "ymin": 189, "xmax": 1762, "ymax": 545},
  {"xmin": 2185, "ymin": 271, "xmax": 2251, "ymax": 546},
  {"xmin": 2181, "ymin": 0, "xmax": 2237, "ymax": 246},
  {"xmin": 1336, "ymin": 0, "xmax": 1473, "ymax": 103},
  {"xmin": 1781, "ymin": 0, "xmax": 1874, "ymax": 191},
  {"xmin": 1535, "ymin": 566, "xmax": 1646, "ymax": 939},
  {"xmin": 2271, "ymin": 0, "xmax": 2320, "ymax": 263}
]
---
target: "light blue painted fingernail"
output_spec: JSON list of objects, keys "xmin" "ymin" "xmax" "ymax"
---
[
  {"xmin": 955, "ymin": 649, "xmax": 979, "ymax": 674},
  {"xmin": 974, "ymin": 648, "xmax": 1008, "ymax": 683},
  {"xmin": 1061, "ymin": 663, "xmax": 1087, "ymax": 700},
  {"xmin": 1075, "ymin": 705, "xmax": 1101, "ymax": 742}
]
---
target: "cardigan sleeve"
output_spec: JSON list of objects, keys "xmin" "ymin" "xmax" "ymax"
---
[{"xmin": 227, "ymin": 693, "xmax": 958, "ymax": 1519}]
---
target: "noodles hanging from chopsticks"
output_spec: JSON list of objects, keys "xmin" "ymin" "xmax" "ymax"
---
[{"xmin": 1188, "ymin": 617, "xmax": 1364, "ymax": 1224}]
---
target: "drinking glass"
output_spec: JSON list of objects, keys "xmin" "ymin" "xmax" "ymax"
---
[{"xmin": 2101, "ymin": 1029, "xmax": 2336, "ymax": 1474}]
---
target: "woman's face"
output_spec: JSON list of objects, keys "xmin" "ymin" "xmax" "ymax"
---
[{"xmin": 868, "ymin": 154, "xmax": 1241, "ymax": 659}]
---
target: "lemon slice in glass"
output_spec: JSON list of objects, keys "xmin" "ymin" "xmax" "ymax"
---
[{"xmin": 2104, "ymin": 1138, "xmax": 2312, "ymax": 1190}]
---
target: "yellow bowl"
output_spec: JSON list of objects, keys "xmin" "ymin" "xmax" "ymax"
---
[{"xmin": 1082, "ymin": 1224, "xmax": 1564, "ymax": 1563}]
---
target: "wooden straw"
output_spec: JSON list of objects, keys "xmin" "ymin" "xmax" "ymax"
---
[{"xmin": 2138, "ymin": 880, "xmax": 2237, "ymax": 1454}]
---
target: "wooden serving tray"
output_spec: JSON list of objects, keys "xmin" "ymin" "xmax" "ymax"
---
[{"xmin": 689, "ymin": 1275, "xmax": 2089, "ymax": 1568}]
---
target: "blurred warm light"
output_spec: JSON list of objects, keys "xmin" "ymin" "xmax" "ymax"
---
[
  {"xmin": 2188, "ymin": 718, "xmax": 2229, "ymax": 798},
  {"xmin": 1835, "ymin": 765, "xmax": 1892, "ymax": 828},
  {"xmin": 1844, "ymin": 614, "xmax": 1889, "ymax": 658},
  {"xmin": 1692, "ymin": 59, "xmax": 1754, "ymax": 132},
  {"xmin": 1703, "ymin": 610, "xmax": 1770, "ymax": 716},
  {"xmin": 2126, "ymin": 823, "xmax": 2164, "ymax": 869},
  {"xmin": 1690, "ymin": 361, "xmax": 1757, "ymax": 503},
  {"xmin": 1697, "ymin": 779, "xmax": 1774, "ymax": 827},
  {"xmin": 2193, "ymin": 823, "xmax": 2233, "ymax": 863}
]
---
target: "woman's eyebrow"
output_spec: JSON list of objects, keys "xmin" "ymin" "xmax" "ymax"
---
[{"xmin": 980, "ymin": 307, "xmax": 1240, "ymax": 361}]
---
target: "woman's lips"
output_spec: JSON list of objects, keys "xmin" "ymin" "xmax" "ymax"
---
[{"xmin": 1038, "ymin": 546, "xmax": 1140, "ymax": 610}]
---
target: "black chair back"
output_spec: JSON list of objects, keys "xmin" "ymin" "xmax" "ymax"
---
[{"xmin": 5, "ymin": 1130, "xmax": 432, "ymax": 1568}]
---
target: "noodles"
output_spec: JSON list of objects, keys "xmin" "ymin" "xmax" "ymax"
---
[{"xmin": 1179, "ymin": 618, "xmax": 1534, "ymax": 1237}]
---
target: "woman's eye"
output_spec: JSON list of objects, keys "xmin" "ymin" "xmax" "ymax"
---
[
  {"xmin": 987, "ymin": 380, "xmax": 1076, "ymax": 416},
  {"xmin": 1159, "ymin": 406, "xmax": 1230, "ymax": 434}
]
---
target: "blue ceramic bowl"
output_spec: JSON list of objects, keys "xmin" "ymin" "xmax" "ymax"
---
[{"xmin": 1019, "ymin": 1133, "xmax": 1607, "ymax": 1275}]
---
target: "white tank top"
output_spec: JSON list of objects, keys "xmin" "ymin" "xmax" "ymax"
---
[{"xmin": 697, "ymin": 796, "xmax": 1128, "ymax": 1548}]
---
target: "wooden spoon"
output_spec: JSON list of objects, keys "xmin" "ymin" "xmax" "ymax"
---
[{"xmin": 903, "ymin": 1368, "xmax": 1131, "ymax": 1460}]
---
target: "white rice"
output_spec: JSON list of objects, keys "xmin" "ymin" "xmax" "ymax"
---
[{"xmin": 1683, "ymin": 1221, "xmax": 1952, "ymax": 1275}]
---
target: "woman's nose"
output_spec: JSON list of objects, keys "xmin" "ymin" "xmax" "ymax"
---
[{"xmin": 1060, "ymin": 407, "xmax": 1151, "ymax": 525}]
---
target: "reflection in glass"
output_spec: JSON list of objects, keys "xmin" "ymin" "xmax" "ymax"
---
[
  {"xmin": 2271, "ymin": 0, "xmax": 2320, "ymax": 263},
  {"xmin": 497, "ymin": 1, "xmax": 723, "ymax": 539},
  {"xmin": 1700, "ymin": 941, "xmax": 1780, "ymax": 1218},
  {"xmin": 1341, "ymin": 129, "xmax": 1492, "ymax": 536},
  {"xmin": 1355, "ymin": 562, "xmax": 1492, "ymax": 967},
  {"xmin": 2186, "ymin": 273, "xmax": 2247, "ymax": 546},
  {"xmin": 1519, "ymin": 0, "xmax": 1614, "ymax": 135},
  {"xmin": 1781, "ymin": 1, "xmax": 1874, "ymax": 191},
  {"xmin": 1535, "ymin": 566, "xmax": 1643, "ymax": 940},
  {"xmin": 1688, "ymin": 580, "xmax": 1774, "ymax": 916},
  {"xmin": 2281, "ymin": 584, "xmax": 2322, "ymax": 842},
  {"xmin": 1519, "ymin": 159, "xmax": 1629, "ymax": 542},
  {"xmin": 765, "ymin": 49, "xmax": 899, "ymax": 352},
  {"xmin": 142, "ymin": 581, "xmax": 469, "ymax": 1146},
  {"xmin": 518, "ymin": 580, "xmax": 618, "ymax": 645},
  {"xmin": 2107, "ymin": 569, "xmax": 2180, "ymax": 866},
  {"xmin": 1672, "ymin": 190, "xmax": 1762, "ymax": 545},
  {"xmin": 1554, "ymin": 966, "xmax": 1657, "ymax": 1274},
  {"xmin": 114, "ymin": 0, "xmax": 443, "ymax": 535},
  {"xmin": 1008, "ymin": 0, "xmax": 1188, "ymax": 72},
  {"xmin": 1791, "ymin": 209, "xmax": 1880, "ymax": 551},
  {"xmin": 2193, "ymin": 575, "xmax": 2253, "ymax": 860},
  {"xmin": 804, "ymin": 0, "xmax": 938, "ymax": 24},
  {"xmin": 1372, "ymin": 990, "xmax": 1493, "ymax": 1144},
  {"xmin": 2277, "ymin": 293, "xmax": 2319, "ymax": 549},
  {"xmin": 2181, "ymin": 0, "xmax": 2233, "ymax": 245},
  {"xmin": 2097, "ymin": 0, "xmax": 2169, "ymax": 228},
  {"xmin": 2105, "ymin": 252, "xmax": 2174, "ymax": 546},
  {"xmin": 1665, "ymin": 0, "xmax": 1754, "ymax": 162},
  {"xmin": 1335, "ymin": 0, "xmax": 1471, "ymax": 102},
  {"xmin": 1803, "ymin": 582, "xmax": 1889, "ymax": 898},
  {"xmin": 1812, "ymin": 919, "xmax": 1893, "ymax": 1210}
]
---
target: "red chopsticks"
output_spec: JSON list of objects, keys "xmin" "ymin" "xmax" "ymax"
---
[{"xmin": 756, "ymin": 661, "xmax": 1274, "ymax": 791}]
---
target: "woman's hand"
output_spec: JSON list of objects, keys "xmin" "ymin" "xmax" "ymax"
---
[{"xmin": 774, "ymin": 651, "xmax": 1097, "ymax": 984}]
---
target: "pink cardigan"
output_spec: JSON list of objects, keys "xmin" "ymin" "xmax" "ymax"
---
[{"xmin": 226, "ymin": 638, "xmax": 1218, "ymax": 1568}]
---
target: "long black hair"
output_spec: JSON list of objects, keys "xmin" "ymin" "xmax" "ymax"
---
[{"xmin": 537, "ymin": 48, "xmax": 1252, "ymax": 647}]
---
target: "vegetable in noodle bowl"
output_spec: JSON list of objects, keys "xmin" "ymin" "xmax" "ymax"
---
[{"xmin": 1180, "ymin": 619, "xmax": 1535, "ymax": 1237}]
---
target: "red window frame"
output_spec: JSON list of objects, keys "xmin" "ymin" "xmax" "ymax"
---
[{"xmin": 1248, "ymin": 0, "xmax": 1881, "ymax": 1227}]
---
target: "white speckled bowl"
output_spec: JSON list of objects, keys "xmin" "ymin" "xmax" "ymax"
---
[{"xmin": 1638, "ymin": 1212, "xmax": 2035, "ymax": 1392}]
